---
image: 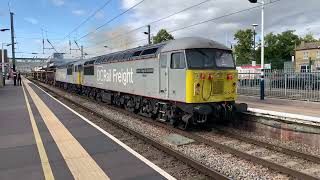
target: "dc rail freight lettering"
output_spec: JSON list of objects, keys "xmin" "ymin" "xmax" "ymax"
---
[{"xmin": 33, "ymin": 37, "xmax": 247, "ymax": 130}]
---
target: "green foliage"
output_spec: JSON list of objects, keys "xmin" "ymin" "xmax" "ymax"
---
[
  {"xmin": 263, "ymin": 30, "xmax": 300, "ymax": 69},
  {"xmin": 234, "ymin": 29, "xmax": 254, "ymax": 65},
  {"xmin": 153, "ymin": 29, "xmax": 174, "ymax": 44},
  {"xmin": 301, "ymin": 33, "xmax": 318, "ymax": 43},
  {"xmin": 234, "ymin": 29, "xmax": 300, "ymax": 69}
]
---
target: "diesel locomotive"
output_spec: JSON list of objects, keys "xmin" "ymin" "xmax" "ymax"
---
[{"xmin": 34, "ymin": 37, "xmax": 247, "ymax": 129}]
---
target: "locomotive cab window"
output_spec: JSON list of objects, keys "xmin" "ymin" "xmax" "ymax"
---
[
  {"xmin": 171, "ymin": 52, "xmax": 186, "ymax": 69},
  {"xmin": 67, "ymin": 66, "xmax": 73, "ymax": 75},
  {"xmin": 77, "ymin": 65, "xmax": 83, "ymax": 72},
  {"xmin": 84, "ymin": 66, "xmax": 94, "ymax": 75},
  {"xmin": 186, "ymin": 49, "xmax": 235, "ymax": 69},
  {"xmin": 132, "ymin": 50, "xmax": 142, "ymax": 57},
  {"xmin": 141, "ymin": 48, "xmax": 158, "ymax": 55}
]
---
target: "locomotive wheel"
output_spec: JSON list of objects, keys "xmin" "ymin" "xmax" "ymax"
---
[
  {"xmin": 124, "ymin": 97, "xmax": 135, "ymax": 113},
  {"xmin": 169, "ymin": 118, "xmax": 179, "ymax": 127},
  {"xmin": 178, "ymin": 113, "xmax": 193, "ymax": 130},
  {"xmin": 178, "ymin": 120, "xmax": 190, "ymax": 130}
]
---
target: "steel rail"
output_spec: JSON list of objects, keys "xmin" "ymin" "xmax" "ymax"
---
[
  {"xmin": 32, "ymin": 79, "xmax": 320, "ymax": 180},
  {"xmin": 213, "ymin": 127, "xmax": 320, "ymax": 164},
  {"xmin": 31, "ymin": 80, "xmax": 230, "ymax": 180}
]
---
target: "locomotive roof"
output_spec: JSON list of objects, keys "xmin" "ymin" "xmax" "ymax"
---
[
  {"xmin": 54, "ymin": 37, "xmax": 231, "ymax": 67},
  {"xmin": 161, "ymin": 37, "xmax": 230, "ymax": 52},
  {"xmin": 56, "ymin": 59, "xmax": 78, "ymax": 68}
]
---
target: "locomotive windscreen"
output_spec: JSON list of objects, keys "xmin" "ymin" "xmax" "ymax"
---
[{"xmin": 186, "ymin": 49, "xmax": 235, "ymax": 69}]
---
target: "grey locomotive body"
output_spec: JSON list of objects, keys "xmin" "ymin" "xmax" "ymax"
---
[{"xmin": 53, "ymin": 37, "xmax": 244, "ymax": 129}]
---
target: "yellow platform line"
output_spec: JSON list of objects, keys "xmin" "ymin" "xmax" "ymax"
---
[
  {"xmin": 23, "ymin": 79, "xmax": 110, "ymax": 180},
  {"xmin": 22, "ymin": 81, "xmax": 55, "ymax": 180}
]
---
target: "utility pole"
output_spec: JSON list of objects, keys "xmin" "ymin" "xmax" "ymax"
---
[
  {"xmin": 252, "ymin": 24, "xmax": 258, "ymax": 63},
  {"xmin": 143, "ymin": 25, "xmax": 151, "ymax": 45},
  {"xmin": 147, "ymin": 25, "xmax": 151, "ymax": 45},
  {"xmin": 10, "ymin": 12, "xmax": 16, "ymax": 71},
  {"xmin": 1, "ymin": 43, "xmax": 4, "ymax": 86},
  {"xmin": 81, "ymin": 46, "xmax": 84, "ymax": 60},
  {"xmin": 248, "ymin": 0, "xmax": 265, "ymax": 100},
  {"xmin": 260, "ymin": 0, "xmax": 265, "ymax": 100}
]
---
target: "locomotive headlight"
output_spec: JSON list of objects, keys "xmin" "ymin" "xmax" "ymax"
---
[
  {"xmin": 227, "ymin": 73, "xmax": 233, "ymax": 80},
  {"xmin": 200, "ymin": 73, "xmax": 206, "ymax": 80}
]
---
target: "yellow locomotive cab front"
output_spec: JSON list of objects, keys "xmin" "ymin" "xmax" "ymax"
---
[
  {"xmin": 184, "ymin": 48, "xmax": 237, "ymax": 104},
  {"xmin": 186, "ymin": 70, "xmax": 238, "ymax": 103}
]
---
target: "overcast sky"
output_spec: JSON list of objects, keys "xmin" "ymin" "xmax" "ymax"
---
[{"xmin": 0, "ymin": 0, "xmax": 319, "ymax": 59}]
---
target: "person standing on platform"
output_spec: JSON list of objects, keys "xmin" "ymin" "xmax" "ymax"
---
[
  {"xmin": 13, "ymin": 71, "xmax": 17, "ymax": 86},
  {"xmin": 17, "ymin": 71, "xmax": 22, "ymax": 86}
]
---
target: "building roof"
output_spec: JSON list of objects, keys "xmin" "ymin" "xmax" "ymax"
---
[{"xmin": 296, "ymin": 41, "xmax": 320, "ymax": 51}]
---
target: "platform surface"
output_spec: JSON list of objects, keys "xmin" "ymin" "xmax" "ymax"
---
[
  {"xmin": 238, "ymin": 95, "xmax": 320, "ymax": 118},
  {"xmin": 0, "ymin": 79, "xmax": 173, "ymax": 180}
]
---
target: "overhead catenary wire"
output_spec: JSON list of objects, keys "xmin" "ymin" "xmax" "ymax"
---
[
  {"xmin": 58, "ymin": 0, "xmax": 145, "ymax": 56},
  {"xmin": 168, "ymin": 0, "xmax": 280, "ymax": 34},
  {"xmin": 46, "ymin": 39, "xmax": 59, "ymax": 53},
  {"xmin": 62, "ymin": 0, "xmax": 113, "ymax": 40},
  {"xmin": 85, "ymin": 0, "xmax": 281, "ymax": 58},
  {"xmin": 76, "ymin": 0, "xmax": 146, "ymax": 41},
  {"xmin": 85, "ymin": 0, "xmax": 213, "ymax": 49},
  {"xmin": 54, "ymin": 0, "xmax": 113, "ymax": 54}
]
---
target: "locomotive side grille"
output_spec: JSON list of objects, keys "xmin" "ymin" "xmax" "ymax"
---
[{"xmin": 211, "ymin": 80, "xmax": 224, "ymax": 95}]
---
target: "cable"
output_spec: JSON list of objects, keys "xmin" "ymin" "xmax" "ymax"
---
[
  {"xmin": 47, "ymin": 39, "xmax": 58, "ymax": 53},
  {"xmin": 15, "ymin": 37, "xmax": 63, "ymax": 41},
  {"xmin": 87, "ymin": 0, "xmax": 281, "ymax": 55},
  {"xmin": 84, "ymin": 0, "xmax": 213, "ymax": 49},
  {"xmin": 77, "ymin": 0, "xmax": 146, "ymax": 41},
  {"xmin": 62, "ymin": 0, "xmax": 113, "ymax": 40},
  {"xmin": 168, "ymin": 2, "xmax": 274, "ymax": 34}
]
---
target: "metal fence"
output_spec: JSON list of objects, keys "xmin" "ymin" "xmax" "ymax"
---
[{"xmin": 237, "ymin": 69, "xmax": 320, "ymax": 102}]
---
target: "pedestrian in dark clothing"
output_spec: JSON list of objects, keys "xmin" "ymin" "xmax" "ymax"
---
[
  {"xmin": 13, "ymin": 71, "xmax": 17, "ymax": 86},
  {"xmin": 18, "ymin": 72, "xmax": 22, "ymax": 86}
]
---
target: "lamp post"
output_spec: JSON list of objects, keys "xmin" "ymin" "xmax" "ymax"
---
[
  {"xmin": 1, "ymin": 28, "xmax": 10, "ymax": 86},
  {"xmin": 252, "ymin": 24, "xmax": 258, "ymax": 62},
  {"xmin": 249, "ymin": 0, "xmax": 265, "ymax": 100}
]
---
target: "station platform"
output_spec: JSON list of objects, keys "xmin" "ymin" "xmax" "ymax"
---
[
  {"xmin": 0, "ymin": 79, "xmax": 173, "ymax": 180},
  {"xmin": 238, "ymin": 95, "xmax": 320, "ymax": 123}
]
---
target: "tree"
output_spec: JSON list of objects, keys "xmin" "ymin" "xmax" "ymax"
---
[
  {"xmin": 234, "ymin": 29, "xmax": 254, "ymax": 65},
  {"xmin": 301, "ymin": 33, "xmax": 318, "ymax": 43},
  {"xmin": 234, "ymin": 29, "xmax": 300, "ymax": 69},
  {"xmin": 257, "ymin": 30, "xmax": 300, "ymax": 69},
  {"xmin": 153, "ymin": 29, "xmax": 174, "ymax": 44}
]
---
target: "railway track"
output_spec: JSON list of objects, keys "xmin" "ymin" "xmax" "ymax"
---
[
  {"xmin": 32, "ymin": 79, "xmax": 320, "ymax": 180},
  {"xmin": 30, "ymin": 79, "xmax": 228, "ymax": 180}
]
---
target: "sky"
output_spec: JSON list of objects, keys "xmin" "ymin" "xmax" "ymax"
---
[{"xmin": 0, "ymin": 0, "xmax": 319, "ymax": 59}]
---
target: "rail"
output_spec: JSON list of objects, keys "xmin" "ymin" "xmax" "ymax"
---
[
  {"xmin": 32, "ymin": 79, "xmax": 320, "ymax": 180},
  {"xmin": 31, "ymin": 79, "xmax": 230, "ymax": 180}
]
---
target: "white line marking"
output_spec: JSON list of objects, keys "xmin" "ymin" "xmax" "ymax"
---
[
  {"xmin": 30, "ymin": 81, "xmax": 176, "ymax": 180},
  {"xmin": 248, "ymin": 107, "xmax": 320, "ymax": 123}
]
